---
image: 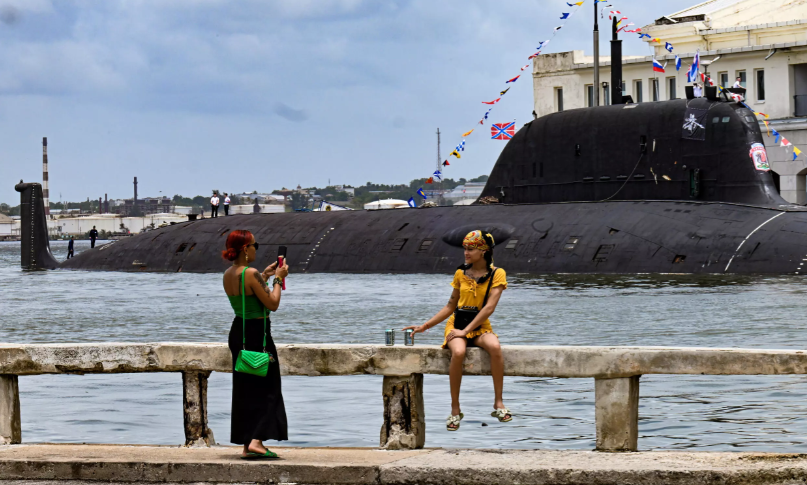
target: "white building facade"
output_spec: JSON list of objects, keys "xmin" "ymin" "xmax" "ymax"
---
[{"xmin": 533, "ymin": 0, "xmax": 807, "ymax": 203}]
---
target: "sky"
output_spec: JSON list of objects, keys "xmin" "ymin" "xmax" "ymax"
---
[{"xmin": 0, "ymin": 0, "xmax": 697, "ymax": 204}]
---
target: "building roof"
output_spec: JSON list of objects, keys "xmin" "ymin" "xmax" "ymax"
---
[
  {"xmin": 665, "ymin": 0, "xmax": 743, "ymax": 20},
  {"xmin": 0, "ymin": 213, "xmax": 12, "ymax": 223}
]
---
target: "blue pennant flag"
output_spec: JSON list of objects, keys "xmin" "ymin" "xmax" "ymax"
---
[
  {"xmin": 639, "ymin": 33, "xmax": 651, "ymax": 39},
  {"xmin": 773, "ymin": 129, "xmax": 781, "ymax": 144},
  {"xmin": 560, "ymin": 12, "xmax": 570, "ymax": 19},
  {"xmin": 407, "ymin": 197, "xmax": 416, "ymax": 208},
  {"xmin": 687, "ymin": 50, "xmax": 700, "ymax": 83},
  {"xmin": 675, "ymin": 55, "xmax": 681, "ymax": 71},
  {"xmin": 433, "ymin": 170, "xmax": 443, "ymax": 181},
  {"xmin": 417, "ymin": 188, "xmax": 427, "ymax": 199},
  {"xmin": 665, "ymin": 42, "xmax": 674, "ymax": 52},
  {"xmin": 794, "ymin": 151, "xmax": 800, "ymax": 161}
]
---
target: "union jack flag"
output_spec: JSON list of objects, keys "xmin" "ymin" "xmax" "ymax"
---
[{"xmin": 491, "ymin": 122, "xmax": 515, "ymax": 140}]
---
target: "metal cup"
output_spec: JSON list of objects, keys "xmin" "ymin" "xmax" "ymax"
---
[
  {"xmin": 404, "ymin": 329, "xmax": 414, "ymax": 346},
  {"xmin": 385, "ymin": 329, "xmax": 395, "ymax": 346}
]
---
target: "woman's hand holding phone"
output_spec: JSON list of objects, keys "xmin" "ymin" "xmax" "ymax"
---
[{"xmin": 262, "ymin": 261, "xmax": 278, "ymax": 279}]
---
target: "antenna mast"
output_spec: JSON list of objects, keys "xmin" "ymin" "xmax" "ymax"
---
[
  {"xmin": 593, "ymin": 1, "xmax": 600, "ymax": 107},
  {"xmin": 436, "ymin": 128, "xmax": 443, "ymax": 205}
]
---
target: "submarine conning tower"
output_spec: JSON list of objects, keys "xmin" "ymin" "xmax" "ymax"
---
[
  {"xmin": 479, "ymin": 97, "xmax": 788, "ymax": 207},
  {"xmin": 15, "ymin": 181, "xmax": 59, "ymax": 270}
]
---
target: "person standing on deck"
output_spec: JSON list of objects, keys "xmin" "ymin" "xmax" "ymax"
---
[
  {"xmin": 89, "ymin": 226, "xmax": 98, "ymax": 248},
  {"xmin": 211, "ymin": 192, "xmax": 220, "ymax": 218},
  {"xmin": 224, "ymin": 193, "xmax": 231, "ymax": 216},
  {"xmin": 67, "ymin": 236, "xmax": 74, "ymax": 259}
]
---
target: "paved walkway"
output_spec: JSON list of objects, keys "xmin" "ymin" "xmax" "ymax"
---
[{"xmin": 3, "ymin": 444, "xmax": 807, "ymax": 484}]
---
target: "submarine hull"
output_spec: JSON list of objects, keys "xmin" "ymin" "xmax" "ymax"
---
[{"xmin": 59, "ymin": 202, "xmax": 807, "ymax": 275}]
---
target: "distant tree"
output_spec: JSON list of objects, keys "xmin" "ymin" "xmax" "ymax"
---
[
  {"xmin": 470, "ymin": 175, "xmax": 489, "ymax": 183},
  {"xmin": 289, "ymin": 193, "xmax": 308, "ymax": 210}
]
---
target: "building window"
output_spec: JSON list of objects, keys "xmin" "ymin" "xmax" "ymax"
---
[
  {"xmin": 735, "ymin": 70, "xmax": 746, "ymax": 88},
  {"xmin": 621, "ymin": 81, "xmax": 627, "ymax": 97},
  {"xmin": 756, "ymin": 69, "xmax": 765, "ymax": 101},
  {"xmin": 634, "ymin": 80, "xmax": 643, "ymax": 102},
  {"xmin": 603, "ymin": 85, "xmax": 610, "ymax": 105},
  {"xmin": 667, "ymin": 77, "xmax": 677, "ymax": 100},
  {"xmin": 585, "ymin": 85, "xmax": 594, "ymax": 107},
  {"xmin": 555, "ymin": 87, "xmax": 564, "ymax": 112},
  {"xmin": 650, "ymin": 78, "xmax": 659, "ymax": 101},
  {"xmin": 719, "ymin": 72, "xmax": 728, "ymax": 89}
]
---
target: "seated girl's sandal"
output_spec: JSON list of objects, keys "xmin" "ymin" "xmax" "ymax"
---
[
  {"xmin": 446, "ymin": 412, "xmax": 464, "ymax": 431},
  {"xmin": 491, "ymin": 408, "xmax": 513, "ymax": 422}
]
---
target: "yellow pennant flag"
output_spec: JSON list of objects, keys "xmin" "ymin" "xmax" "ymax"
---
[
  {"xmin": 462, "ymin": 129, "xmax": 474, "ymax": 137},
  {"xmin": 795, "ymin": 147, "xmax": 802, "ymax": 156},
  {"xmin": 763, "ymin": 120, "xmax": 771, "ymax": 136},
  {"xmin": 450, "ymin": 150, "xmax": 461, "ymax": 159},
  {"xmin": 575, "ymin": 1, "xmax": 584, "ymax": 5}
]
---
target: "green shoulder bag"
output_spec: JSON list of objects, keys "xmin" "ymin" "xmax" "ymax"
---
[{"xmin": 234, "ymin": 267, "xmax": 275, "ymax": 377}]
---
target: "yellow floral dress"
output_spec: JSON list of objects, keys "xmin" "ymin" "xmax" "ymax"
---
[{"xmin": 442, "ymin": 267, "xmax": 507, "ymax": 348}]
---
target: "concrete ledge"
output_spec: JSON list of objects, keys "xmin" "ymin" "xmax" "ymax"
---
[
  {"xmin": 4, "ymin": 445, "xmax": 807, "ymax": 485},
  {"xmin": 5, "ymin": 343, "xmax": 807, "ymax": 378}
]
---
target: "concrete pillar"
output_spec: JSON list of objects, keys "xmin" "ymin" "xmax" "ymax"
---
[
  {"xmin": 182, "ymin": 371, "xmax": 215, "ymax": 447},
  {"xmin": 0, "ymin": 375, "xmax": 21, "ymax": 445},
  {"xmin": 380, "ymin": 373, "xmax": 425, "ymax": 450},
  {"xmin": 595, "ymin": 376, "xmax": 639, "ymax": 452}
]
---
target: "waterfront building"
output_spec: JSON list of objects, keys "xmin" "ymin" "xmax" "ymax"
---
[
  {"xmin": 532, "ymin": 0, "xmax": 807, "ymax": 203},
  {"xmin": 112, "ymin": 196, "xmax": 175, "ymax": 216},
  {"xmin": 227, "ymin": 204, "xmax": 285, "ymax": 214},
  {"xmin": 443, "ymin": 182, "xmax": 486, "ymax": 203},
  {"xmin": 0, "ymin": 213, "xmax": 15, "ymax": 239}
]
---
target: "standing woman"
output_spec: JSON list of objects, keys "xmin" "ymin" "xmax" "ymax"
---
[
  {"xmin": 404, "ymin": 230, "xmax": 510, "ymax": 431},
  {"xmin": 222, "ymin": 230, "xmax": 289, "ymax": 458}
]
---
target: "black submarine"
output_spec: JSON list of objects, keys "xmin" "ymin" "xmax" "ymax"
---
[{"xmin": 15, "ymin": 20, "xmax": 807, "ymax": 275}]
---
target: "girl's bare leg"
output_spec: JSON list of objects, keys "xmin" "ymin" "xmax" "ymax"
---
[
  {"xmin": 474, "ymin": 333, "xmax": 505, "ymax": 410},
  {"xmin": 447, "ymin": 337, "xmax": 468, "ymax": 416}
]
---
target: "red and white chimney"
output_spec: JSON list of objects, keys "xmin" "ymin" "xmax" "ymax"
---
[{"xmin": 42, "ymin": 137, "xmax": 49, "ymax": 216}]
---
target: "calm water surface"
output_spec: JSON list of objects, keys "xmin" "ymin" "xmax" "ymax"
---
[{"xmin": 2, "ymin": 240, "xmax": 807, "ymax": 450}]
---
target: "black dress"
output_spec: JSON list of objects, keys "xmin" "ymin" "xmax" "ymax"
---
[{"xmin": 228, "ymin": 316, "xmax": 288, "ymax": 444}]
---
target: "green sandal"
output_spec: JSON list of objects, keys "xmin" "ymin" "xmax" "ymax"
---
[{"xmin": 241, "ymin": 450, "xmax": 279, "ymax": 459}]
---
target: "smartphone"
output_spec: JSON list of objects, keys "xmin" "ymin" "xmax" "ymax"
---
[{"xmin": 277, "ymin": 246, "xmax": 287, "ymax": 290}]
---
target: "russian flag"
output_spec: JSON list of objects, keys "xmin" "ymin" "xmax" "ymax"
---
[{"xmin": 652, "ymin": 58, "xmax": 665, "ymax": 73}]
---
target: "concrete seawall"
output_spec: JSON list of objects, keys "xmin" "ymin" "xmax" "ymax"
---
[
  {"xmin": 6, "ymin": 343, "xmax": 807, "ymax": 452},
  {"xmin": 4, "ymin": 444, "xmax": 807, "ymax": 485}
]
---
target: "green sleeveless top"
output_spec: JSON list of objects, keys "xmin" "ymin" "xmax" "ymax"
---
[{"xmin": 227, "ymin": 268, "xmax": 269, "ymax": 320}]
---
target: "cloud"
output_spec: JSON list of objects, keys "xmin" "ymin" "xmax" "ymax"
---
[
  {"xmin": 0, "ymin": 6, "xmax": 19, "ymax": 25},
  {"xmin": 272, "ymin": 102, "xmax": 308, "ymax": 122},
  {"xmin": 0, "ymin": 0, "xmax": 699, "ymax": 203}
]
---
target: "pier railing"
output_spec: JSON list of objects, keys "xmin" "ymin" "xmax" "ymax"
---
[{"xmin": 3, "ymin": 343, "xmax": 807, "ymax": 451}]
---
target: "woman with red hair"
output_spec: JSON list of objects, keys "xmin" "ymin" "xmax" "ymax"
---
[{"xmin": 222, "ymin": 230, "xmax": 289, "ymax": 459}]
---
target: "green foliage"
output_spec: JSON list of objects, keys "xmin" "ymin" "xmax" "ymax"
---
[
  {"xmin": 315, "ymin": 186, "xmax": 350, "ymax": 201},
  {"xmin": 469, "ymin": 175, "xmax": 489, "ymax": 183},
  {"xmin": 0, "ymin": 203, "xmax": 17, "ymax": 216}
]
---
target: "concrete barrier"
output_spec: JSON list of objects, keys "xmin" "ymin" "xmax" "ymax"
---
[{"xmin": 3, "ymin": 343, "xmax": 807, "ymax": 451}]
